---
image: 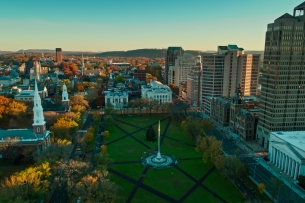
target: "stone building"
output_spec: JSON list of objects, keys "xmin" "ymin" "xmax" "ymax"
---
[
  {"xmin": 229, "ymin": 87, "xmax": 260, "ymax": 141},
  {"xmin": 210, "ymin": 97, "xmax": 231, "ymax": 126},
  {"xmin": 141, "ymin": 80, "xmax": 172, "ymax": 104}
]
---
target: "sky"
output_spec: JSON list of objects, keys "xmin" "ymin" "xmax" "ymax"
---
[{"xmin": 0, "ymin": 0, "xmax": 304, "ymax": 52}]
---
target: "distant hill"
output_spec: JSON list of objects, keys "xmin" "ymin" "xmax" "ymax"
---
[
  {"xmin": 96, "ymin": 49, "xmax": 167, "ymax": 58},
  {"xmin": 16, "ymin": 49, "xmax": 98, "ymax": 55}
]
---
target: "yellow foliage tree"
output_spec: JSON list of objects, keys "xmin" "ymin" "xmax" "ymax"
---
[
  {"xmin": 101, "ymin": 145, "xmax": 107, "ymax": 154},
  {"xmin": 0, "ymin": 162, "xmax": 51, "ymax": 202},
  {"xmin": 104, "ymin": 130, "xmax": 109, "ymax": 138},
  {"xmin": 0, "ymin": 96, "xmax": 27, "ymax": 119},
  {"xmin": 51, "ymin": 116, "xmax": 78, "ymax": 140},
  {"xmin": 196, "ymin": 136, "xmax": 222, "ymax": 165},
  {"xmin": 258, "ymin": 183, "xmax": 265, "ymax": 194}
]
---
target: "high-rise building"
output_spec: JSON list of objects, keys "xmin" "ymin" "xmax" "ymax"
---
[
  {"xmin": 201, "ymin": 45, "xmax": 260, "ymax": 116},
  {"xmin": 257, "ymin": 2, "xmax": 305, "ymax": 148},
  {"xmin": 165, "ymin": 47, "xmax": 184, "ymax": 84},
  {"xmin": 168, "ymin": 53, "xmax": 196, "ymax": 87},
  {"xmin": 186, "ymin": 55, "xmax": 202, "ymax": 106},
  {"xmin": 56, "ymin": 48, "xmax": 62, "ymax": 63}
]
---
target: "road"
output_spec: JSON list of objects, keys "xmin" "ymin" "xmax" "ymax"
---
[
  {"xmin": 48, "ymin": 113, "xmax": 93, "ymax": 203},
  {"xmin": 211, "ymin": 127, "xmax": 304, "ymax": 203}
]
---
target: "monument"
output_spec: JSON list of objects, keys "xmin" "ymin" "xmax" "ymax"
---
[{"xmin": 141, "ymin": 120, "xmax": 178, "ymax": 168}]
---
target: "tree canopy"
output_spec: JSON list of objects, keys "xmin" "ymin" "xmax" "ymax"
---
[{"xmin": 0, "ymin": 96, "xmax": 27, "ymax": 119}]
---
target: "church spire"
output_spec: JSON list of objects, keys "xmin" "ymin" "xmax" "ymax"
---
[
  {"xmin": 81, "ymin": 54, "xmax": 85, "ymax": 76},
  {"xmin": 33, "ymin": 80, "xmax": 46, "ymax": 134}
]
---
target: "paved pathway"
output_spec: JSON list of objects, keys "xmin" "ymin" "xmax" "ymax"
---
[{"xmin": 107, "ymin": 116, "xmax": 233, "ymax": 203}]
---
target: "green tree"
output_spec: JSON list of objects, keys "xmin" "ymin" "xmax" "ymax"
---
[
  {"xmin": 270, "ymin": 177, "xmax": 283, "ymax": 201},
  {"xmin": 196, "ymin": 136, "xmax": 222, "ymax": 166},
  {"xmin": 104, "ymin": 104, "xmax": 115, "ymax": 130},
  {"xmin": 115, "ymin": 75, "xmax": 124, "ymax": 83},
  {"xmin": 223, "ymin": 156, "xmax": 245, "ymax": 179},
  {"xmin": 146, "ymin": 125, "xmax": 156, "ymax": 141}
]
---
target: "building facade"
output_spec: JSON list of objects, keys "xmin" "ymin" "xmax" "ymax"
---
[
  {"xmin": 210, "ymin": 97, "xmax": 231, "ymax": 126},
  {"xmin": 56, "ymin": 48, "xmax": 62, "ymax": 63},
  {"xmin": 141, "ymin": 80, "xmax": 172, "ymax": 104},
  {"xmin": 168, "ymin": 53, "xmax": 197, "ymax": 87},
  {"xmin": 257, "ymin": 2, "xmax": 305, "ymax": 148},
  {"xmin": 105, "ymin": 89, "xmax": 128, "ymax": 109},
  {"xmin": 134, "ymin": 67, "xmax": 146, "ymax": 82},
  {"xmin": 269, "ymin": 131, "xmax": 305, "ymax": 180},
  {"xmin": 165, "ymin": 47, "xmax": 184, "ymax": 84},
  {"xmin": 186, "ymin": 55, "xmax": 202, "ymax": 106},
  {"xmin": 201, "ymin": 45, "xmax": 260, "ymax": 116}
]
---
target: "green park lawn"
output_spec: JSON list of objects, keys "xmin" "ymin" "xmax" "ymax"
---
[{"xmin": 107, "ymin": 114, "xmax": 244, "ymax": 203}]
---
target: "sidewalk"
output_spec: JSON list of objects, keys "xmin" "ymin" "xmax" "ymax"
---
[{"xmin": 257, "ymin": 157, "xmax": 305, "ymax": 199}]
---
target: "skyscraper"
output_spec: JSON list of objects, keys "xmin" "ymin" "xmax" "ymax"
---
[
  {"xmin": 56, "ymin": 48, "xmax": 62, "ymax": 63},
  {"xmin": 257, "ymin": 2, "xmax": 305, "ymax": 148},
  {"xmin": 168, "ymin": 53, "xmax": 197, "ymax": 87},
  {"xmin": 165, "ymin": 47, "xmax": 184, "ymax": 84},
  {"xmin": 200, "ymin": 45, "xmax": 260, "ymax": 116},
  {"xmin": 186, "ymin": 55, "xmax": 202, "ymax": 106}
]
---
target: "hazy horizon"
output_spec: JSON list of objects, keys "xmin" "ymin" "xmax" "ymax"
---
[{"xmin": 0, "ymin": 0, "xmax": 303, "ymax": 51}]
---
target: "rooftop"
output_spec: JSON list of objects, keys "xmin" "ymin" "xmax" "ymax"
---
[{"xmin": 271, "ymin": 131, "xmax": 305, "ymax": 154}]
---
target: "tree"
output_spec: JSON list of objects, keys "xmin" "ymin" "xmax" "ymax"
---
[
  {"xmin": 87, "ymin": 86, "xmax": 99, "ymax": 107},
  {"xmin": 270, "ymin": 177, "xmax": 283, "ymax": 201},
  {"xmin": 116, "ymin": 75, "xmax": 124, "ymax": 83},
  {"xmin": 51, "ymin": 116, "xmax": 79, "ymax": 141},
  {"xmin": 223, "ymin": 156, "xmax": 244, "ymax": 179},
  {"xmin": 85, "ymin": 128, "xmax": 94, "ymax": 143},
  {"xmin": 34, "ymin": 139, "xmax": 72, "ymax": 164},
  {"xmin": 104, "ymin": 104, "xmax": 115, "ymax": 130},
  {"xmin": 298, "ymin": 175, "xmax": 305, "ymax": 187},
  {"xmin": 129, "ymin": 100, "xmax": 137, "ymax": 114},
  {"xmin": 0, "ymin": 96, "xmax": 27, "ymax": 119},
  {"xmin": 146, "ymin": 125, "xmax": 156, "ymax": 141},
  {"xmin": 258, "ymin": 183, "xmax": 265, "ymax": 195},
  {"xmin": 101, "ymin": 145, "xmax": 107, "ymax": 154},
  {"xmin": 0, "ymin": 162, "xmax": 51, "ymax": 202},
  {"xmin": 61, "ymin": 62, "xmax": 78, "ymax": 76},
  {"xmin": 74, "ymin": 83, "xmax": 85, "ymax": 92},
  {"xmin": 67, "ymin": 170, "xmax": 120, "ymax": 203},
  {"xmin": 182, "ymin": 116, "xmax": 214, "ymax": 139},
  {"xmin": 70, "ymin": 94, "xmax": 89, "ymax": 109},
  {"xmin": 104, "ymin": 130, "xmax": 109, "ymax": 138},
  {"xmin": 44, "ymin": 112, "xmax": 59, "ymax": 129},
  {"xmin": 196, "ymin": 136, "xmax": 222, "ymax": 166}
]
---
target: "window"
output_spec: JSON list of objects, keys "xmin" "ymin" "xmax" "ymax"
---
[{"xmin": 37, "ymin": 127, "xmax": 40, "ymax": 132}]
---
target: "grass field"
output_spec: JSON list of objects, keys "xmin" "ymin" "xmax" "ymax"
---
[{"xmin": 107, "ymin": 114, "xmax": 244, "ymax": 203}]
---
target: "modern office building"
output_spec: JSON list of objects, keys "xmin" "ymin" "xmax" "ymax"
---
[
  {"xmin": 56, "ymin": 48, "xmax": 62, "ymax": 63},
  {"xmin": 200, "ymin": 45, "xmax": 260, "ymax": 116},
  {"xmin": 257, "ymin": 2, "xmax": 305, "ymax": 148},
  {"xmin": 168, "ymin": 53, "xmax": 197, "ymax": 87},
  {"xmin": 186, "ymin": 55, "xmax": 202, "ymax": 106},
  {"xmin": 165, "ymin": 47, "xmax": 184, "ymax": 84}
]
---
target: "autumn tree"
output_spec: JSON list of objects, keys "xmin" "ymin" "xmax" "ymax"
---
[
  {"xmin": 74, "ymin": 83, "xmax": 85, "ymax": 92},
  {"xmin": 182, "ymin": 116, "xmax": 214, "ymax": 139},
  {"xmin": 67, "ymin": 170, "xmax": 120, "ymax": 203},
  {"xmin": 104, "ymin": 130, "xmax": 109, "ymax": 138},
  {"xmin": 50, "ymin": 115, "xmax": 79, "ymax": 141},
  {"xmin": 85, "ymin": 127, "xmax": 95, "ymax": 143},
  {"xmin": 34, "ymin": 139, "xmax": 72, "ymax": 164},
  {"xmin": 61, "ymin": 62, "xmax": 78, "ymax": 76},
  {"xmin": 196, "ymin": 136, "xmax": 222, "ymax": 166},
  {"xmin": 44, "ymin": 112, "xmax": 59, "ymax": 129},
  {"xmin": 0, "ymin": 162, "xmax": 51, "ymax": 202},
  {"xmin": 70, "ymin": 94, "xmax": 89, "ymax": 112},
  {"xmin": 258, "ymin": 183, "xmax": 265, "ymax": 195},
  {"xmin": 0, "ymin": 96, "xmax": 27, "ymax": 119}
]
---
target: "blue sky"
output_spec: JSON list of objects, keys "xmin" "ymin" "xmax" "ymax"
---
[{"xmin": 0, "ymin": 0, "xmax": 303, "ymax": 52}]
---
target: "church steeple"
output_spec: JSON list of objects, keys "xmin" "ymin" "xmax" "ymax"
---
[
  {"xmin": 62, "ymin": 84, "xmax": 69, "ymax": 108},
  {"xmin": 32, "ymin": 80, "xmax": 46, "ymax": 134},
  {"xmin": 81, "ymin": 54, "xmax": 85, "ymax": 76}
]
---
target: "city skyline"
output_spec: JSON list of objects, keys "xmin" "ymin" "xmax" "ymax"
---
[{"xmin": 0, "ymin": 0, "xmax": 303, "ymax": 52}]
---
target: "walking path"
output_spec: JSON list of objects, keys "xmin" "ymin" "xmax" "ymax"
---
[{"xmin": 107, "ymin": 116, "xmax": 239, "ymax": 203}]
